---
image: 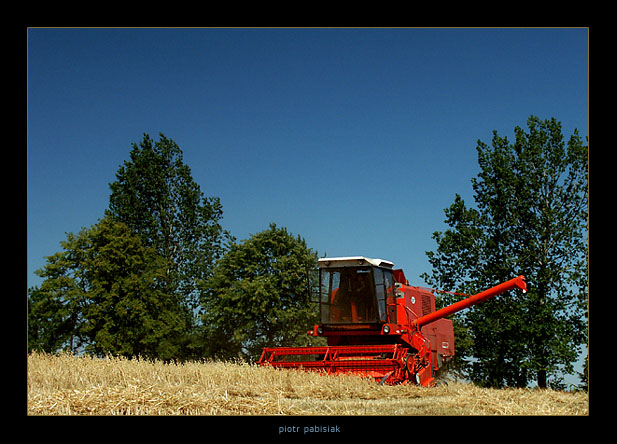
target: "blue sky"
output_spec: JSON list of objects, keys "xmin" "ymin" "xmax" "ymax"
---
[{"xmin": 28, "ymin": 27, "xmax": 588, "ymax": 291}]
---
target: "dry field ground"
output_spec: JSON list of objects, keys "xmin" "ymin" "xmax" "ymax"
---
[{"xmin": 27, "ymin": 351, "xmax": 588, "ymax": 416}]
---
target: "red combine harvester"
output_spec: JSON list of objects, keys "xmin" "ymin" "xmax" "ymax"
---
[{"xmin": 258, "ymin": 256, "xmax": 527, "ymax": 387}]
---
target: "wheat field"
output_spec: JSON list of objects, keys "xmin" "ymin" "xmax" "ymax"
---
[{"xmin": 27, "ymin": 351, "xmax": 588, "ymax": 416}]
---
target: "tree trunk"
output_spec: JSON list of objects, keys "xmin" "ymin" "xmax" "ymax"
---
[{"xmin": 537, "ymin": 369, "xmax": 547, "ymax": 389}]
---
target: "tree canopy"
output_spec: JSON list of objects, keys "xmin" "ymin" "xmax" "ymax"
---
[
  {"xmin": 108, "ymin": 133, "xmax": 232, "ymax": 324},
  {"xmin": 29, "ymin": 134, "xmax": 232, "ymax": 360},
  {"xmin": 28, "ymin": 216, "xmax": 187, "ymax": 359},
  {"xmin": 201, "ymin": 223, "xmax": 322, "ymax": 361},
  {"xmin": 421, "ymin": 116, "xmax": 588, "ymax": 388}
]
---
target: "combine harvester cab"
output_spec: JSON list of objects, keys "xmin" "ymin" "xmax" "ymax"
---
[{"xmin": 258, "ymin": 256, "xmax": 526, "ymax": 387}]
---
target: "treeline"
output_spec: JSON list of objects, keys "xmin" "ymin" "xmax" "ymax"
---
[
  {"xmin": 28, "ymin": 133, "xmax": 321, "ymax": 362},
  {"xmin": 28, "ymin": 117, "xmax": 589, "ymax": 389}
]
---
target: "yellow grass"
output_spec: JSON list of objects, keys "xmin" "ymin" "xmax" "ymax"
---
[{"xmin": 27, "ymin": 351, "xmax": 588, "ymax": 416}]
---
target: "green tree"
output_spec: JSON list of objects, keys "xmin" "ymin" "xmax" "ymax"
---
[
  {"xmin": 107, "ymin": 133, "xmax": 232, "ymax": 357},
  {"xmin": 202, "ymin": 223, "xmax": 320, "ymax": 361},
  {"xmin": 422, "ymin": 116, "xmax": 588, "ymax": 388},
  {"xmin": 28, "ymin": 216, "xmax": 187, "ymax": 359},
  {"xmin": 29, "ymin": 225, "xmax": 96, "ymax": 354},
  {"xmin": 577, "ymin": 354, "xmax": 588, "ymax": 392},
  {"xmin": 28, "ymin": 285, "xmax": 78, "ymax": 353}
]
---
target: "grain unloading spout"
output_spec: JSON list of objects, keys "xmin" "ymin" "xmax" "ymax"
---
[{"xmin": 411, "ymin": 275, "xmax": 527, "ymax": 329}]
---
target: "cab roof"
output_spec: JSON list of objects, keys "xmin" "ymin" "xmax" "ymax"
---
[{"xmin": 318, "ymin": 256, "xmax": 395, "ymax": 269}]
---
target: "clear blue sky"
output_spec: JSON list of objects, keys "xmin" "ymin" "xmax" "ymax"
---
[{"xmin": 28, "ymin": 27, "xmax": 588, "ymax": 290}]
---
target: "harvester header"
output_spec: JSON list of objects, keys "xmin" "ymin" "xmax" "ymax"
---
[{"xmin": 259, "ymin": 256, "xmax": 526, "ymax": 387}]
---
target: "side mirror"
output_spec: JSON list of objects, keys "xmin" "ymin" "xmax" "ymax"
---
[{"xmin": 306, "ymin": 267, "xmax": 320, "ymax": 303}]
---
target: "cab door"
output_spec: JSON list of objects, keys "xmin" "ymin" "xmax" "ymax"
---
[{"xmin": 373, "ymin": 267, "xmax": 396, "ymax": 323}]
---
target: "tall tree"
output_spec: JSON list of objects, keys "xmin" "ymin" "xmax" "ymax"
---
[
  {"xmin": 107, "ymin": 133, "xmax": 231, "ymax": 345},
  {"xmin": 422, "ymin": 116, "xmax": 588, "ymax": 388},
  {"xmin": 202, "ymin": 223, "xmax": 321, "ymax": 361},
  {"xmin": 28, "ymin": 216, "xmax": 186, "ymax": 359}
]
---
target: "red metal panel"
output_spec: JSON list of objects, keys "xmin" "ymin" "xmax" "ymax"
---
[{"xmin": 393, "ymin": 269, "xmax": 408, "ymax": 285}]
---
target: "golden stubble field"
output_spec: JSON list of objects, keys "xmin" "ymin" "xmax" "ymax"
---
[{"xmin": 27, "ymin": 352, "xmax": 588, "ymax": 416}]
